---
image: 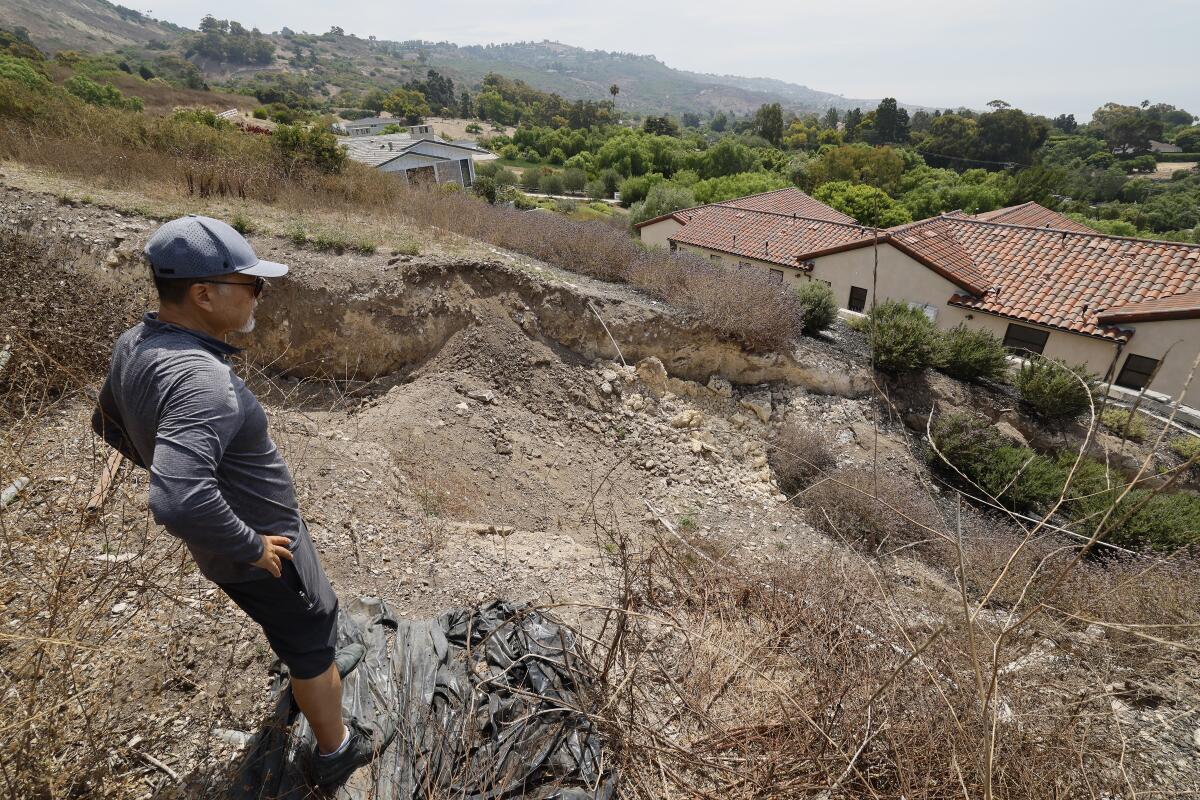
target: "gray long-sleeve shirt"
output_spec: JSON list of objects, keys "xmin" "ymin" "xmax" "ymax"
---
[{"xmin": 93, "ymin": 313, "xmax": 307, "ymax": 583}]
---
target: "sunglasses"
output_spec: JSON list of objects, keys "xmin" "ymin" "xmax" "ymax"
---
[{"xmin": 200, "ymin": 277, "xmax": 266, "ymax": 298}]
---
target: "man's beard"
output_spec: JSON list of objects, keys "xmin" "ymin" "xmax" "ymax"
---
[{"xmin": 235, "ymin": 312, "xmax": 256, "ymax": 334}]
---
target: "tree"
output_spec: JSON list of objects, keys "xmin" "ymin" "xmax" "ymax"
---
[
  {"xmin": 910, "ymin": 109, "xmax": 933, "ymax": 133},
  {"xmin": 629, "ymin": 183, "xmax": 697, "ymax": 226},
  {"xmin": 923, "ymin": 114, "xmax": 978, "ymax": 165},
  {"xmin": 812, "ymin": 181, "xmax": 912, "ymax": 227},
  {"xmin": 690, "ymin": 172, "xmax": 790, "ymax": 204},
  {"xmin": 843, "ymin": 108, "xmax": 863, "ymax": 140},
  {"xmin": 874, "ymin": 98, "xmax": 903, "ymax": 143},
  {"xmin": 383, "ymin": 88, "xmax": 430, "ymax": 123},
  {"xmin": 696, "ymin": 138, "xmax": 760, "ymax": 178},
  {"xmin": 806, "ymin": 145, "xmax": 906, "ymax": 194},
  {"xmin": 822, "ymin": 107, "xmax": 839, "ymax": 130},
  {"xmin": 755, "ymin": 103, "xmax": 784, "ymax": 146},
  {"xmin": 1092, "ymin": 103, "xmax": 1163, "ymax": 154},
  {"xmin": 643, "ymin": 116, "xmax": 680, "ymax": 137},
  {"xmin": 1052, "ymin": 113, "xmax": 1078, "ymax": 133},
  {"xmin": 710, "ymin": 111, "xmax": 728, "ymax": 132},
  {"xmin": 975, "ymin": 107, "xmax": 1047, "ymax": 166},
  {"xmin": 1174, "ymin": 127, "xmax": 1200, "ymax": 151},
  {"xmin": 363, "ymin": 88, "xmax": 389, "ymax": 113},
  {"xmin": 986, "ymin": 99, "xmax": 1011, "ymax": 110},
  {"xmin": 609, "ymin": 83, "xmax": 619, "ymax": 115}
]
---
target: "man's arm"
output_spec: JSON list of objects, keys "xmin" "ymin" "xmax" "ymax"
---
[
  {"xmin": 91, "ymin": 378, "xmax": 146, "ymax": 469},
  {"xmin": 147, "ymin": 357, "xmax": 264, "ymax": 565}
]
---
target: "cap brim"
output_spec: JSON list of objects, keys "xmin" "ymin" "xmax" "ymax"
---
[{"xmin": 236, "ymin": 259, "xmax": 289, "ymax": 278}]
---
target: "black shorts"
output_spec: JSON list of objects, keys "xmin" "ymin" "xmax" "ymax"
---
[{"xmin": 218, "ymin": 541, "xmax": 339, "ymax": 680}]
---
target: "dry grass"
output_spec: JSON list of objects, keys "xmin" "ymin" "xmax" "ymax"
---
[
  {"xmin": 767, "ymin": 422, "xmax": 836, "ymax": 495},
  {"xmin": 577, "ymin": 473, "xmax": 1200, "ymax": 799},
  {"xmin": 0, "ymin": 82, "xmax": 803, "ymax": 352}
]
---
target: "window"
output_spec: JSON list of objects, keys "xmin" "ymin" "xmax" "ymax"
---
[
  {"xmin": 848, "ymin": 286, "xmax": 868, "ymax": 313},
  {"xmin": 737, "ymin": 261, "xmax": 751, "ymax": 269},
  {"xmin": 769, "ymin": 269, "xmax": 784, "ymax": 283},
  {"xmin": 669, "ymin": 241, "xmax": 677, "ymax": 252},
  {"xmin": 709, "ymin": 254, "xmax": 721, "ymax": 262},
  {"xmin": 1003, "ymin": 323, "xmax": 1049, "ymax": 355},
  {"xmin": 1115, "ymin": 354, "xmax": 1159, "ymax": 391}
]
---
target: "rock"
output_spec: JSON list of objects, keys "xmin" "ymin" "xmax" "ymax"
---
[
  {"xmin": 454, "ymin": 402, "xmax": 470, "ymax": 416},
  {"xmin": 994, "ymin": 420, "xmax": 1028, "ymax": 447},
  {"xmin": 670, "ymin": 410, "xmax": 703, "ymax": 429},
  {"xmin": 110, "ymin": 602, "xmax": 129, "ymax": 615},
  {"xmin": 601, "ymin": 369, "xmax": 619, "ymax": 384},
  {"xmin": 212, "ymin": 728, "xmax": 252, "ymax": 748},
  {"xmin": 739, "ymin": 391, "xmax": 773, "ymax": 423},
  {"xmin": 625, "ymin": 393, "xmax": 646, "ymax": 412},
  {"xmin": 707, "ymin": 375, "xmax": 733, "ymax": 398},
  {"xmin": 466, "ymin": 389, "xmax": 497, "ymax": 404},
  {"xmin": 635, "ymin": 357, "xmax": 669, "ymax": 397},
  {"xmin": 494, "ymin": 441, "xmax": 513, "ymax": 455},
  {"xmin": 1084, "ymin": 623, "xmax": 1106, "ymax": 640},
  {"xmin": 600, "ymin": 381, "xmax": 613, "ymax": 395}
]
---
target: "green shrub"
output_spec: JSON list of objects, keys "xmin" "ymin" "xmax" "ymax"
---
[
  {"xmin": 0, "ymin": 53, "xmax": 48, "ymax": 89},
  {"xmin": 271, "ymin": 124, "xmax": 346, "ymax": 175},
  {"xmin": 172, "ymin": 107, "xmax": 232, "ymax": 129},
  {"xmin": 472, "ymin": 175, "xmax": 498, "ymax": 203},
  {"xmin": 1156, "ymin": 152, "xmax": 1200, "ymax": 162},
  {"xmin": 539, "ymin": 171, "xmax": 565, "ymax": 195},
  {"xmin": 868, "ymin": 300, "xmax": 941, "ymax": 373},
  {"xmin": 1104, "ymin": 490, "xmax": 1200, "ymax": 550},
  {"xmin": 1100, "ymin": 407, "xmax": 1148, "ymax": 442},
  {"xmin": 230, "ymin": 214, "xmax": 256, "ymax": 235},
  {"xmin": 1170, "ymin": 435, "xmax": 1200, "ymax": 461},
  {"xmin": 521, "ymin": 166, "xmax": 544, "ymax": 188},
  {"xmin": 1013, "ymin": 357, "xmax": 1097, "ymax": 420},
  {"xmin": 794, "ymin": 281, "xmax": 838, "ymax": 336},
  {"xmin": 937, "ymin": 324, "xmax": 1009, "ymax": 383},
  {"xmin": 63, "ymin": 75, "xmax": 142, "ymax": 111},
  {"xmin": 930, "ymin": 413, "xmax": 1065, "ymax": 513}
]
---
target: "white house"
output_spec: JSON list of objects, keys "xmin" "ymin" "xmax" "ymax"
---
[
  {"xmin": 335, "ymin": 117, "xmax": 434, "ymax": 137},
  {"xmin": 638, "ymin": 190, "xmax": 1200, "ymax": 408},
  {"xmin": 340, "ymin": 134, "xmax": 493, "ymax": 187}
]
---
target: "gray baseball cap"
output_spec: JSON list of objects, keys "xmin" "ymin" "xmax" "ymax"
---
[{"xmin": 144, "ymin": 214, "xmax": 288, "ymax": 279}]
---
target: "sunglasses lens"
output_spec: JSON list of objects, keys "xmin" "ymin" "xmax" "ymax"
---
[{"xmin": 254, "ymin": 278, "xmax": 265, "ymax": 297}]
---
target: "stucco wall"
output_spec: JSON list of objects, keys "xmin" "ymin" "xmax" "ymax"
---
[
  {"xmin": 638, "ymin": 218, "xmax": 683, "ymax": 250},
  {"xmin": 806, "ymin": 246, "xmax": 963, "ymax": 324}
]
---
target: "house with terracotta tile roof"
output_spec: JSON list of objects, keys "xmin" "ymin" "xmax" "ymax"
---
[
  {"xmin": 638, "ymin": 193, "xmax": 1200, "ymax": 406},
  {"xmin": 634, "ymin": 188, "xmax": 858, "ymax": 253}
]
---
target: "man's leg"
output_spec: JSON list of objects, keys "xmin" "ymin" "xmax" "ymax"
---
[{"xmin": 292, "ymin": 662, "xmax": 348, "ymax": 754}]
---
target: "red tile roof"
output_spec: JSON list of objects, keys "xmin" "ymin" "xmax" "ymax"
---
[
  {"xmin": 973, "ymin": 202, "xmax": 1096, "ymax": 234},
  {"xmin": 930, "ymin": 219, "xmax": 1200, "ymax": 340},
  {"xmin": 634, "ymin": 187, "xmax": 856, "ymax": 229},
  {"xmin": 668, "ymin": 204, "xmax": 874, "ymax": 268},
  {"xmin": 1095, "ymin": 291, "xmax": 1200, "ymax": 324}
]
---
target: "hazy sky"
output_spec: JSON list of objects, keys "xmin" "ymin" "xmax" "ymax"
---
[{"xmin": 145, "ymin": 0, "xmax": 1199, "ymax": 119}]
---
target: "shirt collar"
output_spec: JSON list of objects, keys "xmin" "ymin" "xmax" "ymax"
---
[{"xmin": 142, "ymin": 312, "xmax": 242, "ymax": 358}]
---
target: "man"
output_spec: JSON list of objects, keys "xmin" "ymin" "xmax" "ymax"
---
[{"xmin": 91, "ymin": 215, "xmax": 393, "ymax": 787}]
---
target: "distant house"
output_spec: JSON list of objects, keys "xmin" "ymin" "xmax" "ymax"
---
[
  {"xmin": 638, "ymin": 191, "xmax": 1200, "ymax": 407},
  {"xmin": 1150, "ymin": 140, "xmax": 1183, "ymax": 154},
  {"xmin": 335, "ymin": 117, "xmax": 434, "ymax": 137},
  {"xmin": 340, "ymin": 133, "xmax": 493, "ymax": 187}
]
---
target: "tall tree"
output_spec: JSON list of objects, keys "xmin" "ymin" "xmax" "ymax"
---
[
  {"xmin": 843, "ymin": 108, "xmax": 863, "ymax": 141},
  {"xmin": 822, "ymin": 107, "xmax": 839, "ymax": 130},
  {"xmin": 755, "ymin": 103, "xmax": 784, "ymax": 146},
  {"xmin": 874, "ymin": 97, "xmax": 900, "ymax": 142}
]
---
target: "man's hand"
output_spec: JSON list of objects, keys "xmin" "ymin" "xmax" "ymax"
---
[{"xmin": 251, "ymin": 534, "xmax": 294, "ymax": 577}]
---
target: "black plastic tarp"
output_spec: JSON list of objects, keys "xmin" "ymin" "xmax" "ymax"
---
[{"xmin": 227, "ymin": 598, "xmax": 615, "ymax": 799}]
